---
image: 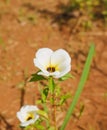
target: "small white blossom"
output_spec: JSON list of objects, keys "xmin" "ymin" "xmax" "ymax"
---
[
  {"xmin": 17, "ymin": 105, "xmax": 39, "ymax": 127},
  {"xmin": 34, "ymin": 48, "xmax": 71, "ymax": 78}
]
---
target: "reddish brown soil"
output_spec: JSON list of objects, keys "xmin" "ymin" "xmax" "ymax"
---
[{"xmin": 0, "ymin": 0, "xmax": 107, "ymax": 130}]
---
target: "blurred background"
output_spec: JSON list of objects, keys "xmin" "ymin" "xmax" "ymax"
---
[{"xmin": 0, "ymin": 0, "xmax": 107, "ymax": 130}]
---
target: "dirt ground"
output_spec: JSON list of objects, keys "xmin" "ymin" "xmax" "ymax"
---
[{"xmin": 0, "ymin": 0, "xmax": 107, "ymax": 130}]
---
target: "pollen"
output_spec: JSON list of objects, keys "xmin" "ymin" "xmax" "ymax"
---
[{"xmin": 47, "ymin": 67, "xmax": 55, "ymax": 72}]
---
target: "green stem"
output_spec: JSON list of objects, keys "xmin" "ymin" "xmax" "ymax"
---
[
  {"xmin": 48, "ymin": 77, "xmax": 57, "ymax": 130},
  {"xmin": 49, "ymin": 77, "xmax": 55, "ymax": 94}
]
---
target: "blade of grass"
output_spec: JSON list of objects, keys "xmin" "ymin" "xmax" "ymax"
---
[{"xmin": 60, "ymin": 44, "xmax": 95, "ymax": 130}]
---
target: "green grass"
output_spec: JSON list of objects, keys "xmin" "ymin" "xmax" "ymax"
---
[{"xmin": 60, "ymin": 44, "xmax": 95, "ymax": 130}]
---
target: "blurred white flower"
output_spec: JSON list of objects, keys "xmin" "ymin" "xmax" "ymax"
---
[
  {"xmin": 34, "ymin": 48, "xmax": 71, "ymax": 78},
  {"xmin": 17, "ymin": 105, "xmax": 39, "ymax": 127}
]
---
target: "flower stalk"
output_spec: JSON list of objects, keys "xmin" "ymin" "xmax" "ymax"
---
[{"xmin": 48, "ymin": 77, "xmax": 57, "ymax": 130}]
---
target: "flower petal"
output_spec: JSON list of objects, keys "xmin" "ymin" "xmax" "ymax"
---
[
  {"xmin": 38, "ymin": 70, "xmax": 60, "ymax": 78},
  {"xmin": 51, "ymin": 49, "xmax": 71, "ymax": 66},
  {"xmin": 17, "ymin": 105, "xmax": 39, "ymax": 127},
  {"xmin": 34, "ymin": 58, "xmax": 48, "ymax": 74},
  {"xmin": 25, "ymin": 105, "xmax": 39, "ymax": 112},
  {"xmin": 17, "ymin": 112, "xmax": 25, "ymax": 122},
  {"xmin": 20, "ymin": 114, "xmax": 39, "ymax": 127},
  {"xmin": 20, "ymin": 121, "xmax": 31, "ymax": 127},
  {"xmin": 34, "ymin": 48, "xmax": 53, "ymax": 69},
  {"xmin": 55, "ymin": 62, "xmax": 71, "ymax": 78},
  {"xmin": 20, "ymin": 120, "xmax": 34, "ymax": 127},
  {"xmin": 37, "ymin": 71, "xmax": 50, "ymax": 77},
  {"xmin": 49, "ymin": 71, "xmax": 60, "ymax": 77}
]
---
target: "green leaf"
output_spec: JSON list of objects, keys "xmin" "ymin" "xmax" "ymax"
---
[
  {"xmin": 41, "ymin": 87, "xmax": 49, "ymax": 103},
  {"xmin": 59, "ymin": 93, "xmax": 72, "ymax": 105},
  {"xmin": 24, "ymin": 125, "xmax": 32, "ymax": 130},
  {"xmin": 60, "ymin": 44, "xmax": 95, "ymax": 130},
  {"xmin": 29, "ymin": 72, "xmax": 46, "ymax": 82},
  {"xmin": 37, "ymin": 110, "xmax": 48, "ymax": 119},
  {"xmin": 33, "ymin": 119, "xmax": 45, "ymax": 130},
  {"xmin": 35, "ymin": 124, "xmax": 45, "ymax": 130},
  {"xmin": 59, "ymin": 73, "xmax": 74, "ymax": 81},
  {"xmin": 55, "ymin": 85, "xmax": 61, "ymax": 96},
  {"xmin": 36, "ymin": 99, "xmax": 42, "ymax": 104},
  {"xmin": 78, "ymin": 104, "xmax": 85, "ymax": 118}
]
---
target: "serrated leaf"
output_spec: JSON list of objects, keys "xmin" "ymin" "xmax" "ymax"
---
[
  {"xmin": 29, "ymin": 72, "xmax": 46, "ymax": 82},
  {"xmin": 59, "ymin": 73, "xmax": 74, "ymax": 81}
]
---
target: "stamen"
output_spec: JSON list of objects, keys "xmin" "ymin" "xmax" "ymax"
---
[
  {"xmin": 26, "ymin": 113, "xmax": 34, "ymax": 121},
  {"xmin": 26, "ymin": 116, "xmax": 32, "ymax": 121},
  {"xmin": 47, "ymin": 67, "xmax": 55, "ymax": 72},
  {"xmin": 51, "ymin": 67, "xmax": 55, "ymax": 72},
  {"xmin": 47, "ymin": 67, "xmax": 51, "ymax": 72}
]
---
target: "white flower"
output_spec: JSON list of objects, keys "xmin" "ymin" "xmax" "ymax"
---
[
  {"xmin": 34, "ymin": 48, "xmax": 71, "ymax": 78},
  {"xmin": 17, "ymin": 105, "xmax": 39, "ymax": 127}
]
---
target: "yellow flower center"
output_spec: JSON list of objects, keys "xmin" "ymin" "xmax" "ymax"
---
[
  {"xmin": 47, "ymin": 67, "xmax": 55, "ymax": 72},
  {"xmin": 26, "ymin": 113, "xmax": 34, "ymax": 121}
]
